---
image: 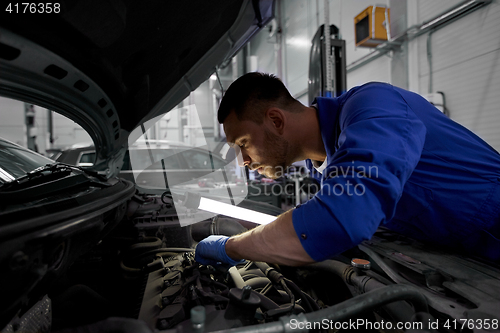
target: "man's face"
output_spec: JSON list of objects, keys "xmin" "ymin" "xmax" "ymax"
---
[{"xmin": 223, "ymin": 111, "xmax": 289, "ymax": 179}]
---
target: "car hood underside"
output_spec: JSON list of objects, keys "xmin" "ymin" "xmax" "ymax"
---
[{"xmin": 0, "ymin": 0, "xmax": 273, "ymax": 176}]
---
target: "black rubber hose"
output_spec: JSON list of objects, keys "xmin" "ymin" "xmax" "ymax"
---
[
  {"xmin": 191, "ymin": 217, "xmax": 248, "ymax": 242},
  {"xmin": 252, "ymin": 261, "xmax": 285, "ymax": 285},
  {"xmin": 191, "ymin": 220, "xmax": 216, "ymax": 242},
  {"xmin": 309, "ymin": 260, "xmax": 385, "ymax": 292},
  {"xmin": 210, "ymin": 284, "xmax": 429, "ymax": 333},
  {"xmin": 245, "ymin": 277, "xmax": 272, "ymax": 290},
  {"xmin": 130, "ymin": 247, "xmax": 193, "ymax": 260},
  {"xmin": 304, "ymin": 284, "xmax": 428, "ymax": 322},
  {"xmin": 308, "ymin": 260, "xmax": 416, "ymax": 323},
  {"xmin": 280, "ymin": 280, "xmax": 295, "ymax": 312},
  {"xmin": 249, "ymin": 262, "xmax": 298, "ymax": 316},
  {"xmin": 120, "ymin": 258, "xmax": 142, "ymax": 273},
  {"xmin": 119, "ymin": 237, "xmax": 165, "ymax": 273},
  {"xmin": 283, "ymin": 278, "xmax": 319, "ymax": 312},
  {"xmin": 307, "ymin": 259, "xmax": 350, "ymax": 277},
  {"xmin": 252, "ymin": 261, "xmax": 272, "ymax": 275},
  {"xmin": 126, "ymin": 237, "xmax": 162, "ymax": 253}
]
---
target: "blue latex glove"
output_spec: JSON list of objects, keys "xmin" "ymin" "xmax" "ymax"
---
[{"xmin": 195, "ymin": 235, "xmax": 245, "ymax": 266}]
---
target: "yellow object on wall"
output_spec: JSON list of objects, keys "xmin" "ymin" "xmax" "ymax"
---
[{"xmin": 354, "ymin": 6, "xmax": 390, "ymax": 47}]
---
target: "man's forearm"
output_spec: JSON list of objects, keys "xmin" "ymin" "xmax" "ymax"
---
[{"xmin": 225, "ymin": 210, "xmax": 315, "ymax": 266}]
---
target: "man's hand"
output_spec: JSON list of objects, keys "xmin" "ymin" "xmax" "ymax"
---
[{"xmin": 195, "ymin": 235, "xmax": 245, "ymax": 266}]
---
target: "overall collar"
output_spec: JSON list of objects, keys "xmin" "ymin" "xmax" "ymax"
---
[{"xmin": 311, "ymin": 96, "xmax": 342, "ymax": 161}]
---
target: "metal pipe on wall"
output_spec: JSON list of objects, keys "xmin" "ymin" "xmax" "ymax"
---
[
  {"xmin": 346, "ymin": 0, "xmax": 492, "ymax": 73},
  {"xmin": 426, "ymin": 29, "xmax": 435, "ymax": 94},
  {"xmin": 47, "ymin": 109, "xmax": 53, "ymax": 147},
  {"xmin": 323, "ymin": 0, "xmax": 332, "ymax": 97},
  {"xmin": 276, "ymin": 0, "xmax": 285, "ymax": 83}
]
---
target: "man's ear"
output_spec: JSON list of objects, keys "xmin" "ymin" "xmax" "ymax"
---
[{"xmin": 266, "ymin": 108, "xmax": 286, "ymax": 135}]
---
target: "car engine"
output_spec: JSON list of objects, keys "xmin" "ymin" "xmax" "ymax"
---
[{"xmin": 3, "ymin": 190, "xmax": 500, "ymax": 333}]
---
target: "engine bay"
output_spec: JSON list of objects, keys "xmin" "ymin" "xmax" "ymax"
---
[{"xmin": 3, "ymin": 190, "xmax": 500, "ymax": 333}]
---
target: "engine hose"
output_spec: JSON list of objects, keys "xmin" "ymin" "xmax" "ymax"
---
[
  {"xmin": 119, "ymin": 237, "xmax": 164, "ymax": 273},
  {"xmin": 283, "ymin": 278, "xmax": 318, "ymax": 312},
  {"xmin": 304, "ymin": 284, "xmax": 428, "ymax": 322},
  {"xmin": 120, "ymin": 251, "xmax": 178, "ymax": 273},
  {"xmin": 191, "ymin": 217, "xmax": 248, "ymax": 242},
  {"xmin": 245, "ymin": 277, "xmax": 272, "ymax": 290},
  {"xmin": 152, "ymin": 252, "xmax": 179, "ymax": 258},
  {"xmin": 308, "ymin": 260, "xmax": 417, "ymax": 323},
  {"xmin": 230, "ymin": 264, "xmax": 301, "ymax": 316},
  {"xmin": 309, "ymin": 260, "xmax": 388, "ymax": 292},
  {"xmin": 279, "ymin": 279, "xmax": 295, "ymax": 313},
  {"xmin": 120, "ymin": 258, "xmax": 142, "ymax": 273},
  {"xmin": 126, "ymin": 237, "xmax": 162, "ymax": 253},
  {"xmin": 308, "ymin": 259, "xmax": 348, "ymax": 277},
  {"xmin": 251, "ymin": 262, "xmax": 296, "ymax": 314},
  {"xmin": 252, "ymin": 261, "xmax": 272, "ymax": 275},
  {"xmin": 211, "ymin": 284, "xmax": 429, "ymax": 333},
  {"xmin": 299, "ymin": 286, "xmax": 320, "ymax": 311},
  {"xmin": 228, "ymin": 266, "xmax": 288, "ymax": 315},
  {"xmin": 129, "ymin": 247, "xmax": 194, "ymax": 260}
]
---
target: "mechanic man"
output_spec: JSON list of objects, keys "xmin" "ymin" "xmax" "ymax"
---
[{"xmin": 195, "ymin": 72, "xmax": 500, "ymax": 266}]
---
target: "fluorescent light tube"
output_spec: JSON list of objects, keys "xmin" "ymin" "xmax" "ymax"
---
[{"xmin": 198, "ymin": 197, "xmax": 276, "ymax": 225}]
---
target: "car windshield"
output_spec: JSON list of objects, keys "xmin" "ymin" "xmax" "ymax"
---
[
  {"xmin": 128, "ymin": 105, "xmax": 248, "ymax": 227},
  {"xmin": 0, "ymin": 138, "xmax": 54, "ymax": 182}
]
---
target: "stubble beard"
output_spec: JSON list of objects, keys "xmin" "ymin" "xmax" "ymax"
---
[{"xmin": 258, "ymin": 128, "xmax": 290, "ymax": 179}]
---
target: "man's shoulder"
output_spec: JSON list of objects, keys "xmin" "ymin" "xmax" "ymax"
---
[
  {"xmin": 314, "ymin": 82, "xmax": 394, "ymax": 104},
  {"xmin": 336, "ymin": 82, "xmax": 420, "ymax": 127},
  {"xmin": 347, "ymin": 81, "xmax": 394, "ymax": 97},
  {"xmin": 341, "ymin": 82, "xmax": 407, "ymax": 110},
  {"xmin": 312, "ymin": 82, "xmax": 401, "ymax": 124}
]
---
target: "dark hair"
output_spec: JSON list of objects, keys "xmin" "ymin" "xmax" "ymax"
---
[{"xmin": 217, "ymin": 72, "xmax": 300, "ymax": 124}]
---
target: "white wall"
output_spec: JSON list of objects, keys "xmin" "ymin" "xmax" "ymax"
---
[
  {"xmin": 348, "ymin": 56, "xmax": 391, "ymax": 88},
  {"xmin": 252, "ymin": 0, "xmax": 390, "ymax": 95},
  {"xmin": 0, "ymin": 97, "xmax": 92, "ymax": 154},
  {"xmin": 50, "ymin": 112, "xmax": 93, "ymax": 149},
  {"xmin": 414, "ymin": 0, "xmax": 500, "ymax": 149},
  {"xmin": 0, "ymin": 97, "xmax": 25, "ymax": 146},
  {"xmin": 2, "ymin": 0, "xmax": 499, "ymax": 152},
  {"xmin": 281, "ymin": 0, "xmax": 318, "ymax": 96},
  {"xmin": 0, "ymin": 88, "xmax": 218, "ymax": 155}
]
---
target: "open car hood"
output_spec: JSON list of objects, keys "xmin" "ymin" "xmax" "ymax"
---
[{"xmin": 0, "ymin": 0, "xmax": 274, "ymax": 177}]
